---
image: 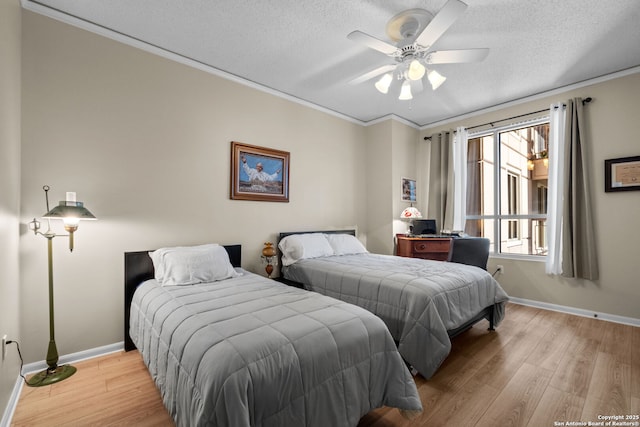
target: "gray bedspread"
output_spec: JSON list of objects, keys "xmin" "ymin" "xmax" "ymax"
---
[
  {"xmin": 282, "ymin": 254, "xmax": 509, "ymax": 379},
  {"xmin": 130, "ymin": 270, "xmax": 422, "ymax": 427}
]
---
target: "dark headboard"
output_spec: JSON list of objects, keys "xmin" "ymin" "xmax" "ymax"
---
[
  {"xmin": 278, "ymin": 229, "xmax": 356, "ymax": 240},
  {"xmin": 123, "ymin": 244, "xmax": 241, "ymax": 351}
]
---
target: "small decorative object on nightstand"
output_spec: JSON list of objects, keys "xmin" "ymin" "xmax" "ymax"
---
[
  {"xmin": 261, "ymin": 242, "xmax": 277, "ymax": 278},
  {"xmin": 400, "ymin": 205, "xmax": 422, "ymax": 235}
]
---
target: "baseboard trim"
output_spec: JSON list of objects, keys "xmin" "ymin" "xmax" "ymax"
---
[
  {"xmin": 1, "ymin": 341, "xmax": 124, "ymax": 427},
  {"xmin": 0, "ymin": 376, "xmax": 23, "ymax": 427},
  {"xmin": 21, "ymin": 342, "xmax": 124, "ymax": 375},
  {"xmin": 508, "ymin": 297, "xmax": 640, "ymax": 327}
]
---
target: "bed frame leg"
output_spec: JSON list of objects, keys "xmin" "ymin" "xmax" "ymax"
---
[{"xmin": 488, "ymin": 306, "xmax": 496, "ymax": 331}]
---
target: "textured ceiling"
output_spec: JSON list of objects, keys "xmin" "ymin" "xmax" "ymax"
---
[{"xmin": 23, "ymin": 0, "xmax": 640, "ymax": 127}]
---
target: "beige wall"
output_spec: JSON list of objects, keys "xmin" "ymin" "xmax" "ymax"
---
[
  {"xmin": 391, "ymin": 121, "xmax": 420, "ymax": 240},
  {"xmin": 12, "ymin": 2, "xmax": 640, "ymax": 385},
  {"xmin": 19, "ymin": 11, "xmax": 368, "ymax": 363},
  {"xmin": 364, "ymin": 121, "xmax": 394, "ymax": 254},
  {"xmin": 0, "ymin": 0, "xmax": 22, "ymax": 418},
  {"xmin": 363, "ymin": 120, "xmax": 420, "ymax": 255},
  {"xmin": 423, "ymin": 72, "xmax": 640, "ymax": 319}
]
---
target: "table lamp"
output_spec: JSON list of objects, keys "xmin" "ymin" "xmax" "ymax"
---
[{"xmin": 400, "ymin": 205, "xmax": 422, "ymax": 235}]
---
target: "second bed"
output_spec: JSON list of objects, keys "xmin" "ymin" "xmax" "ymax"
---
[{"xmin": 278, "ymin": 230, "xmax": 509, "ymax": 379}]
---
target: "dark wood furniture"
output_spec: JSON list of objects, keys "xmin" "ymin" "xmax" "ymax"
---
[
  {"xmin": 123, "ymin": 245, "xmax": 242, "ymax": 352},
  {"xmin": 395, "ymin": 234, "xmax": 452, "ymax": 261}
]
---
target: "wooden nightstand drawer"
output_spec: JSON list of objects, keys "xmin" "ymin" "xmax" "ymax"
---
[
  {"xmin": 413, "ymin": 240, "xmax": 449, "ymax": 253},
  {"xmin": 396, "ymin": 234, "xmax": 452, "ymax": 261}
]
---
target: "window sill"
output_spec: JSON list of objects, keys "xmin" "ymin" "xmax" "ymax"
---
[{"xmin": 489, "ymin": 253, "xmax": 546, "ymax": 262}]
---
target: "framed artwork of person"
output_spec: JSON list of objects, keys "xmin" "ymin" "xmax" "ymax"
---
[{"xmin": 230, "ymin": 141, "xmax": 290, "ymax": 202}]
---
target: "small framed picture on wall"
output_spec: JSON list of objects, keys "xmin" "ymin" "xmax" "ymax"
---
[
  {"xmin": 401, "ymin": 177, "xmax": 417, "ymax": 202},
  {"xmin": 604, "ymin": 155, "xmax": 640, "ymax": 192}
]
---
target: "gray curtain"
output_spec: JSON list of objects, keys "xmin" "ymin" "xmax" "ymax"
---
[
  {"xmin": 561, "ymin": 98, "xmax": 599, "ymax": 280},
  {"xmin": 427, "ymin": 131, "xmax": 455, "ymax": 232}
]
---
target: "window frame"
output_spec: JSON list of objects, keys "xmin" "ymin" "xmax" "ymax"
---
[
  {"xmin": 466, "ymin": 117, "xmax": 550, "ymax": 260},
  {"xmin": 506, "ymin": 171, "xmax": 519, "ymax": 240}
]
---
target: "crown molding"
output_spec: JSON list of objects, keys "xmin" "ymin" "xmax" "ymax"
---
[
  {"xmin": 420, "ymin": 65, "xmax": 640, "ymax": 131},
  {"xmin": 20, "ymin": 0, "xmax": 367, "ymax": 127}
]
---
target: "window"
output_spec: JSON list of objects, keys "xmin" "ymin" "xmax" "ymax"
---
[{"xmin": 465, "ymin": 120, "xmax": 549, "ymax": 257}]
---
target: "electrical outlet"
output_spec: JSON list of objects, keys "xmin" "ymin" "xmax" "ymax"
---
[
  {"xmin": 2, "ymin": 335, "xmax": 6, "ymax": 361},
  {"xmin": 496, "ymin": 265, "xmax": 504, "ymax": 274}
]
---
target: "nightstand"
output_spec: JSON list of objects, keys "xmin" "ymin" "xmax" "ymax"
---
[{"xmin": 395, "ymin": 234, "xmax": 452, "ymax": 261}]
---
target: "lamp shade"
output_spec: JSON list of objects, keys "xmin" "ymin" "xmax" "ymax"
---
[
  {"xmin": 262, "ymin": 242, "xmax": 276, "ymax": 258},
  {"xmin": 374, "ymin": 73, "xmax": 393, "ymax": 94},
  {"xmin": 400, "ymin": 206, "xmax": 422, "ymax": 219},
  {"xmin": 427, "ymin": 69, "xmax": 446, "ymax": 90},
  {"xmin": 43, "ymin": 201, "xmax": 96, "ymax": 223},
  {"xmin": 407, "ymin": 59, "xmax": 426, "ymax": 81},
  {"xmin": 398, "ymin": 80, "xmax": 413, "ymax": 100}
]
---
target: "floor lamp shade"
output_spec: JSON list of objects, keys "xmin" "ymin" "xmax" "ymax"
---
[
  {"xmin": 43, "ymin": 200, "xmax": 96, "ymax": 221},
  {"xmin": 43, "ymin": 197, "xmax": 96, "ymax": 252},
  {"xmin": 27, "ymin": 186, "xmax": 96, "ymax": 387}
]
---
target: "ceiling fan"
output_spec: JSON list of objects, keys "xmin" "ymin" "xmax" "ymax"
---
[{"xmin": 348, "ymin": 0, "xmax": 489, "ymax": 100}]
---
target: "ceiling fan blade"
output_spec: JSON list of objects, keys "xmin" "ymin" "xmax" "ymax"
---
[
  {"xmin": 415, "ymin": 0, "xmax": 468, "ymax": 48},
  {"xmin": 348, "ymin": 64, "xmax": 397, "ymax": 85},
  {"xmin": 426, "ymin": 48, "xmax": 489, "ymax": 64},
  {"xmin": 347, "ymin": 30, "xmax": 398, "ymax": 55}
]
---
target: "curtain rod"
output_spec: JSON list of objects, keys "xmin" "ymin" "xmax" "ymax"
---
[{"xmin": 423, "ymin": 97, "xmax": 592, "ymax": 140}]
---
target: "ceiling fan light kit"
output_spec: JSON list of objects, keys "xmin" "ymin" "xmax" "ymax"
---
[
  {"xmin": 407, "ymin": 59, "xmax": 426, "ymax": 81},
  {"xmin": 348, "ymin": 0, "xmax": 489, "ymax": 100},
  {"xmin": 399, "ymin": 80, "xmax": 413, "ymax": 100},
  {"xmin": 427, "ymin": 69, "xmax": 446, "ymax": 90},
  {"xmin": 375, "ymin": 73, "xmax": 393, "ymax": 94}
]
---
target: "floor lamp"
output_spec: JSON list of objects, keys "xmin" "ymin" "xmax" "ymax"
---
[{"xmin": 27, "ymin": 185, "xmax": 96, "ymax": 387}]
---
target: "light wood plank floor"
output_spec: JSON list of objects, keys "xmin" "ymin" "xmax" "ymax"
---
[{"xmin": 11, "ymin": 303, "xmax": 640, "ymax": 426}]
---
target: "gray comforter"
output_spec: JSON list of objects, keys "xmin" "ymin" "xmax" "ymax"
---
[
  {"xmin": 283, "ymin": 254, "xmax": 509, "ymax": 379},
  {"xmin": 129, "ymin": 270, "xmax": 422, "ymax": 427}
]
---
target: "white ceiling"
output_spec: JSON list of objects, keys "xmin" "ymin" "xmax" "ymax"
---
[{"xmin": 24, "ymin": 0, "xmax": 640, "ymax": 127}]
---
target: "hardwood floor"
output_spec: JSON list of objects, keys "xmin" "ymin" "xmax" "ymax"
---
[
  {"xmin": 11, "ymin": 350, "xmax": 173, "ymax": 426},
  {"xmin": 359, "ymin": 303, "xmax": 640, "ymax": 427},
  {"xmin": 11, "ymin": 303, "xmax": 639, "ymax": 426}
]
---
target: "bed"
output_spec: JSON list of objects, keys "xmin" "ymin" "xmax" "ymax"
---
[
  {"xmin": 277, "ymin": 230, "xmax": 509, "ymax": 379},
  {"xmin": 124, "ymin": 243, "xmax": 422, "ymax": 427}
]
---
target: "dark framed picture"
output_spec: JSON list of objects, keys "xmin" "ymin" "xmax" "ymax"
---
[
  {"xmin": 401, "ymin": 177, "xmax": 417, "ymax": 202},
  {"xmin": 231, "ymin": 141, "xmax": 290, "ymax": 202},
  {"xmin": 604, "ymin": 155, "xmax": 640, "ymax": 192}
]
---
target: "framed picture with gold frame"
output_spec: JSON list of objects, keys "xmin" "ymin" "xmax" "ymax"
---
[
  {"xmin": 604, "ymin": 155, "xmax": 640, "ymax": 192},
  {"xmin": 230, "ymin": 141, "xmax": 290, "ymax": 202}
]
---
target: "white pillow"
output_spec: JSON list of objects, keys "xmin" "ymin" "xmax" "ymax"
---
[
  {"xmin": 150, "ymin": 243, "xmax": 216, "ymax": 283},
  {"xmin": 278, "ymin": 233, "xmax": 335, "ymax": 266},
  {"xmin": 325, "ymin": 233, "xmax": 368, "ymax": 255},
  {"xmin": 149, "ymin": 244, "xmax": 240, "ymax": 286}
]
